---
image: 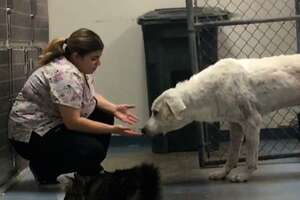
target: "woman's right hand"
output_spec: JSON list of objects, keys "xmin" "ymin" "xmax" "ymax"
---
[{"xmin": 112, "ymin": 125, "xmax": 141, "ymax": 136}]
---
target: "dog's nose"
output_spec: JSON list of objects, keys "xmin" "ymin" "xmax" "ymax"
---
[{"xmin": 141, "ymin": 128, "xmax": 146, "ymax": 134}]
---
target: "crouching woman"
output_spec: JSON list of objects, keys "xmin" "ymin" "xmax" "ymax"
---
[{"xmin": 8, "ymin": 28, "xmax": 140, "ymax": 185}]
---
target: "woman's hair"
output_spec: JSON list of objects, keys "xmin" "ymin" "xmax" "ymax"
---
[{"xmin": 39, "ymin": 28, "xmax": 104, "ymax": 65}]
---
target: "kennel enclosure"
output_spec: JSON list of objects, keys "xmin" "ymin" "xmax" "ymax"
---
[
  {"xmin": 0, "ymin": 0, "xmax": 49, "ymax": 185},
  {"xmin": 138, "ymin": 0, "xmax": 300, "ymax": 163},
  {"xmin": 183, "ymin": 0, "xmax": 300, "ymax": 167}
]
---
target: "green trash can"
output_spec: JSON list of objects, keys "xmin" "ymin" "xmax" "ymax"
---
[{"xmin": 138, "ymin": 7, "xmax": 231, "ymax": 153}]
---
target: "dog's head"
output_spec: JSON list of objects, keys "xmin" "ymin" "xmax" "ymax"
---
[
  {"xmin": 142, "ymin": 88, "xmax": 191, "ymax": 136},
  {"xmin": 112, "ymin": 163, "xmax": 161, "ymax": 200},
  {"xmin": 63, "ymin": 164, "xmax": 161, "ymax": 200},
  {"xmin": 63, "ymin": 174, "xmax": 96, "ymax": 200}
]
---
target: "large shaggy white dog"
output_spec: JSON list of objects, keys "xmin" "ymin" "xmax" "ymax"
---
[{"xmin": 142, "ymin": 54, "xmax": 300, "ymax": 182}]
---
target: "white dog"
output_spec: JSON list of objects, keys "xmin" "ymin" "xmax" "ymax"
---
[{"xmin": 142, "ymin": 54, "xmax": 300, "ymax": 182}]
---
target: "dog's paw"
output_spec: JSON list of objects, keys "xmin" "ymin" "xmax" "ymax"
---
[
  {"xmin": 208, "ymin": 169, "xmax": 227, "ymax": 180},
  {"xmin": 227, "ymin": 167, "xmax": 256, "ymax": 183},
  {"xmin": 227, "ymin": 173, "xmax": 249, "ymax": 182},
  {"xmin": 227, "ymin": 170, "xmax": 251, "ymax": 183}
]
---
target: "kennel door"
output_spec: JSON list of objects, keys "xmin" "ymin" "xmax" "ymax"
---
[{"xmin": 0, "ymin": 48, "xmax": 15, "ymax": 185}]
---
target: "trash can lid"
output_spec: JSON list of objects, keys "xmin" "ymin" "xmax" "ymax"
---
[{"xmin": 137, "ymin": 7, "xmax": 231, "ymax": 25}]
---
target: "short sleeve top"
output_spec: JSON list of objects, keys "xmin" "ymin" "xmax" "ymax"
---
[{"xmin": 9, "ymin": 57, "xmax": 97, "ymax": 142}]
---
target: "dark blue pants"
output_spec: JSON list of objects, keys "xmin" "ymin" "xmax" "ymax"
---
[{"xmin": 10, "ymin": 107, "xmax": 113, "ymax": 178}]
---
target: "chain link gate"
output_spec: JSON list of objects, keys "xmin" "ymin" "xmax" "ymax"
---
[{"xmin": 185, "ymin": 0, "xmax": 300, "ymax": 167}]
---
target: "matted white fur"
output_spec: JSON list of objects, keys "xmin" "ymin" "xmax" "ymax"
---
[{"xmin": 143, "ymin": 54, "xmax": 300, "ymax": 182}]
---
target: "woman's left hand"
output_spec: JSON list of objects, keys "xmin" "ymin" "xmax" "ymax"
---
[{"xmin": 114, "ymin": 104, "xmax": 139, "ymax": 125}]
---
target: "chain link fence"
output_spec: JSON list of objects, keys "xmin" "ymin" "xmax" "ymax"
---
[{"xmin": 186, "ymin": 0, "xmax": 300, "ymax": 167}]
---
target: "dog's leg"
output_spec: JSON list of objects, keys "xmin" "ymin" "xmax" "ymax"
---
[
  {"xmin": 209, "ymin": 122, "xmax": 244, "ymax": 180},
  {"xmin": 227, "ymin": 113, "xmax": 262, "ymax": 182}
]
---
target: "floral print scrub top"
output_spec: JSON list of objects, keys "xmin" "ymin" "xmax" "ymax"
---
[{"xmin": 9, "ymin": 57, "xmax": 97, "ymax": 142}]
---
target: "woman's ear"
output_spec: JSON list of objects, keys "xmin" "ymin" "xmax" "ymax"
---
[
  {"xmin": 70, "ymin": 52, "xmax": 79, "ymax": 61},
  {"xmin": 69, "ymin": 52, "xmax": 83, "ymax": 67}
]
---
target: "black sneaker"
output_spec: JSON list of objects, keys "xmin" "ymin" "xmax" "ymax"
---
[{"xmin": 29, "ymin": 162, "xmax": 59, "ymax": 185}]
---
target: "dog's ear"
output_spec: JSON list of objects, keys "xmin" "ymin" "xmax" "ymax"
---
[
  {"xmin": 152, "ymin": 96, "xmax": 162, "ymax": 113},
  {"xmin": 165, "ymin": 97, "xmax": 186, "ymax": 120}
]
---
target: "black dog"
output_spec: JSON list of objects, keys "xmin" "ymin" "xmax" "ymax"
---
[{"xmin": 64, "ymin": 163, "xmax": 161, "ymax": 200}]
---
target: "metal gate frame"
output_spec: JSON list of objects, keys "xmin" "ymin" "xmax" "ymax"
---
[{"xmin": 185, "ymin": 0, "xmax": 300, "ymax": 167}]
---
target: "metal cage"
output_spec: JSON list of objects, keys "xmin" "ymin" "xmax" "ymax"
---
[{"xmin": 185, "ymin": 0, "xmax": 300, "ymax": 167}]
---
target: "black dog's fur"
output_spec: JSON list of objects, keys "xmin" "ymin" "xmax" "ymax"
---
[{"xmin": 64, "ymin": 163, "xmax": 161, "ymax": 200}]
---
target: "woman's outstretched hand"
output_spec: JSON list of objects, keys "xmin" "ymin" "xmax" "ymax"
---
[
  {"xmin": 114, "ymin": 104, "xmax": 139, "ymax": 125},
  {"xmin": 113, "ymin": 104, "xmax": 141, "ymax": 136},
  {"xmin": 113, "ymin": 125, "xmax": 142, "ymax": 136}
]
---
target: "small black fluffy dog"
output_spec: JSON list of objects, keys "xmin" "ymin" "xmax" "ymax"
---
[{"xmin": 64, "ymin": 163, "xmax": 161, "ymax": 200}]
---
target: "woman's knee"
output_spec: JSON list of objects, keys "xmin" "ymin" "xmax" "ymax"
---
[
  {"xmin": 102, "ymin": 112, "xmax": 114, "ymax": 125},
  {"xmin": 78, "ymin": 141, "xmax": 107, "ymax": 162},
  {"xmin": 89, "ymin": 108, "xmax": 114, "ymax": 125}
]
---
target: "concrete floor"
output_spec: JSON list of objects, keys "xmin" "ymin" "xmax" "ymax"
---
[{"xmin": 2, "ymin": 142, "xmax": 300, "ymax": 200}]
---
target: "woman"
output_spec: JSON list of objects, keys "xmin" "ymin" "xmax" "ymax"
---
[{"xmin": 8, "ymin": 28, "xmax": 140, "ymax": 185}]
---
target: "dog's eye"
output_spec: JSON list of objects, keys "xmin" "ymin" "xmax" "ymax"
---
[{"xmin": 153, "ymin": 110, "xmax": 159, "ymax": 116}]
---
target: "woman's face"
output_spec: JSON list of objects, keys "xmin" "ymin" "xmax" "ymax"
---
[{"xmin": 72, "ymin": 50, "xmax": 102, "ymax": 74}]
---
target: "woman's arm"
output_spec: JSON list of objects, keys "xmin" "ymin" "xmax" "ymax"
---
[
  {"xmin": 94, "ymin": 93, "xmax": 117, "ymax": 115},
  {"xmin": 58, "ymin": 105, "xmax": 140, "ymax": 136},
  {"xmin": 94, "ymin": 93, "xmax": 139, "ymax": 125}
]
